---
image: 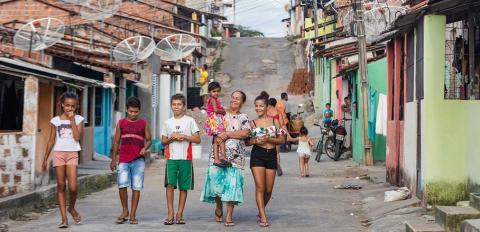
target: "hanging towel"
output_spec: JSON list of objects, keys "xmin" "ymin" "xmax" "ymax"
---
[
  {"xmin": 368, "ymin": 88, "xmax": 377, "ymax": 140},
  {"xmin": 375, "ymin": 93, "xmax": 388, "ymax": 136}
]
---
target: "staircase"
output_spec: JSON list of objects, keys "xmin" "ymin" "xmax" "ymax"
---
[{"xmin": 405, "ymin": 193, "xmax": 480, "ymax": 232}]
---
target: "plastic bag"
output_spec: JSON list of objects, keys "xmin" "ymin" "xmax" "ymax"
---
[
  {"xmin": 384, "ymin": 187, "xmax": 410, "ymax": 202},
  {"xmin": 277, "ymin": 164, "xmax": 283, "ymax": 176}
]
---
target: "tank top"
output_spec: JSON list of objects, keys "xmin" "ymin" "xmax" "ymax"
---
[{"xmin": 119, "ymin": 118, "xmax": 147, "ymax": 163}]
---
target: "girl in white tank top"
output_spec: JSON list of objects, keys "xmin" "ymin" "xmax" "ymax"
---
[{"xmin": 294, "ymin": 127, "xmax": 313, "ymax": 177}]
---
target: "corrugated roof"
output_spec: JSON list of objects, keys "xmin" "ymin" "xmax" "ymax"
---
[{"xmin": 0, "ymin": 57, "xmax": 116, "ymax": 88}]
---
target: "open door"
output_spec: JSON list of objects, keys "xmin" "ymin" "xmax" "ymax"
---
[{"xmin": 94, "ymin": 88, "xmax": 113, "ymax": 157}]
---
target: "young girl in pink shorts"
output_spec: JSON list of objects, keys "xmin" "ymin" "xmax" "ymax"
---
[{"xmin": 42, "ymin": 92, "xmax": 84, "ymax": 229}]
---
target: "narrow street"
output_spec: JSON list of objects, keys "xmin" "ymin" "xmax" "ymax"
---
[
  {"xmin": 7, "ymin": 38, "xmax": 367, "ymax": 231},
  {"xmin": 8, "ymin": 153, "xmax": 367, "ymax": 232}
]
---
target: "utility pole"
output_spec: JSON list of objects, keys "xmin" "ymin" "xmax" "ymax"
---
[
  {"xmin": 355, "ymin": 0, "xmax": 373, "ymax": 165},
  {"xmin": 233, "ymin": 0, "xmax": 236, "ymax": 25},
  {"xmin": 312, "ymin": 0, "xmax": 319, "ymax": 37}
]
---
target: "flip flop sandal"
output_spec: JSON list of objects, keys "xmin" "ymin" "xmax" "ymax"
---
[
  {"xmin": 215, "ymin": 208, "xmax": 223, "ymax": 222},
  {"xmin": 130, "ymin": 218, "xmax": 138, "ymax": 225},
  {"xmin": 224, "ymin": 221, "xmax": 235, "ymax": 227},
  {"xmin": 73, "ymin": 215, "xmax": 82, "ymax": 225},
  {"xmin": 116, "ymin": 217, "xmax": 128, "ymax": 224},
  {"xmin": 175, "ymin": 218, "xmax": 186, "ymax": 224},
  {"xmin": 163, "ymin": 218, "xmax": 174, "ymax": 225},
  {"xmin": 256, "ymin": 214, "xmax": 261, "ymax": 222},
  {"xmin": 58, "ymin": 223, "xmax": 69, "ymax": 229},
  {"xmin": 258, "ymin": 221, "xmax": 270, "ymax": 227},
  {"xmin": 68, "ymin": 209, "xmax": 82, "ymax": 225}
]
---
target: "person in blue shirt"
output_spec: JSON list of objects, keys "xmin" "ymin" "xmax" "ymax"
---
[{"xmin": 323, "ymin": 103, "xmax": 334, "ymax": 127}]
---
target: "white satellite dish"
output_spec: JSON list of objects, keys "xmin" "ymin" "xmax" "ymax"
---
[
  {"xmin": 80, "ymin": 0, "xmax": 122, "ymax": 21},
  {"xmin": 60, "ymin": 0, "xmax": 88, "ymax": 5},
  {"xmin": 112, "ymin": 36, "xmax": 155, "ymax": 63},
  {"xmin": 154, "ymin": 34, "xmax": 199, "ymax": 61},
  {"xmin": 342, "ymin": 10, "xmax": 355, "ymax": 35},
  {"xmin": 363, "ymin": 5, "xmax": 406, "ymax": 43},
  {"xmin": 13, "ymin": 17, "xmax": 65, "ymax": 51}
]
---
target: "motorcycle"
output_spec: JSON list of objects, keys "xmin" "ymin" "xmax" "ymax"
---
[{"xmin": 324, "ymin": 119, "xmax": 348, "ymax": 161}]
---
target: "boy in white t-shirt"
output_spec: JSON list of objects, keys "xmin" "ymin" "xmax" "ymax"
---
[{"xmin": 161, "ymin": 94, "xmax": 201, "ymax": 225}]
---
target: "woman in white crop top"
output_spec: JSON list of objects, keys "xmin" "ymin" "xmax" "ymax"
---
[{"xmin": 246, "ymin": 95, "xmax": 285, "ymax": 227}]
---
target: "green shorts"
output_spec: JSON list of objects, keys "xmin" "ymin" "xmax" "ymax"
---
[{"xmin": 165, "ymin": 160, "xmax": 194, "ymax": 191}]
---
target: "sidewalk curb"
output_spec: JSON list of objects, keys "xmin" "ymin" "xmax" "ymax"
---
[{"xmin": 0, "ymin": 172, "xmax": 115, "ymax": 221}]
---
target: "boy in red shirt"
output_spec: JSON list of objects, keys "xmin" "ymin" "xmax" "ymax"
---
[{"xmin": 111, "ymin": 96, "xmax": 151, "ymax": 225}]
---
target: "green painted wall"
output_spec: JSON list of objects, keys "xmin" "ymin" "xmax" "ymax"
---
[
  {"xmin": 423, "ymin": 15, "xmax": 467, "ymax": 183},
  {"xmin": 351, "ymin": 58, "xmax": 388, "ymax": 163},
  {"xmin": 422, "ymin": 15, "xmax": 480, "ymax": 204},
  {"xmin": 313, "ymin": 57, "xmax": 324, "ymax": 113}
]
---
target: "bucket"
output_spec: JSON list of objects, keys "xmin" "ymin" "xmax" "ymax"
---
[{"xmin": 290, "ymin": 119, "xmax": 304, "ymax": 132}]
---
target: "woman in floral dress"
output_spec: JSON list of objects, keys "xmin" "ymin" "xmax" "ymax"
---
[{"xmin": 200, "ymin": 90, "xmax": 250, "ymax": 227}]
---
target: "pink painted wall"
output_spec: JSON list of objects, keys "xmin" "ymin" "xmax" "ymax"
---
[{"xmin": 335, "ymin": 61, "xmax": 343, "ymax": 120}]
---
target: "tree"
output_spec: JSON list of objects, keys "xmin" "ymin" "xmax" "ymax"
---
[{"xmin": 236, "ymin": 25, "xmax": 265, "ymax": 37}]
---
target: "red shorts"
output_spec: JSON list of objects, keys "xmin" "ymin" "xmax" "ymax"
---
[{"xmin": 53, "ymin": 151, "xmax": 79, "ymax": 167}]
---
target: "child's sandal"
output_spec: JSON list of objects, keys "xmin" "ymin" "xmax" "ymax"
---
[
  {"xmin": 258, "ymin": 220, "xmax": 270, "ymax": 227},
  {"xmin": 116, "ymin": 216, "xmax": 128, "ymax": 224},
  {"xmin": 175, "ymin": 218, "xmax": 186, "ymax": 224},
  {"xmin": 130, "ymin": 218, "xmax": 138, "ymax": 225},
  {"xmin": 163, "ymin": 218, "xmax": 174, "ymax": 225}
]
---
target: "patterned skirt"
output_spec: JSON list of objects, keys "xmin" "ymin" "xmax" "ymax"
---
[{"xmin": 200, "ymin": 165, "xmax": 244, "ymax": 205}]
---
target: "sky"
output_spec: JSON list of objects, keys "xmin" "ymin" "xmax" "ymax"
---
[{"xmin": 229, "ymin": 0, "xmax": 291, "ymax": 37}]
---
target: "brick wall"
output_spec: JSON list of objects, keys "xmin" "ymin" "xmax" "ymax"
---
[
  {"xmin": 0, "ymin": 76, "xmax": 38, "ymax": 198},
  {"xmin": 0, "ymin": 134, "xmax": 34, "ymax": 197}
]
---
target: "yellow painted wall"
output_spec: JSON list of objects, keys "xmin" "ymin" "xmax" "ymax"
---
[{"xmin": 304, "ymin": 16, "xmax": 336, "ymax": 39}]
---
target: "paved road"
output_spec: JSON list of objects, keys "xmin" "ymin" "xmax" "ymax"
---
[
  {"xmin": 218, "ymin": 37, "xmax": 303, "ymax": 117},
  {"xmin": 8, "ymin": 152, "xmax": 367, "ymax": 232},
  {"xmin": 7, "ymin": 38, "xmax": 368, "ymax": 231}
]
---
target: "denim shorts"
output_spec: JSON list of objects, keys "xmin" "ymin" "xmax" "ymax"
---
[{"xmin": 117, "ymin": 157, "xmax": 145, "ymax": 191}]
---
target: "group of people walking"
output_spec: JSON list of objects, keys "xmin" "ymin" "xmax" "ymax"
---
[{"xmin": 41, "ymin": 79, "xmax": 295, "ymax": 229}]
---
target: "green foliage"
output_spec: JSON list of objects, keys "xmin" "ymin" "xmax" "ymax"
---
[
  {"xmin": 426, "ymin": 181, "xmax": 469, "ymax": 206},
  {"xmin": 236, "ymin": 25, "xmax": 265, "ymax": 37},
  {"xmin": 212, "ymin": 57, "xmax": 224, "ymax": 73},
  {"xmin": 286, "ymin": 35, "xmax": 300, "ymax": 42},
  {"xmin": 211, "ymin": 29, "xmax": 222, "ymax": 37}
]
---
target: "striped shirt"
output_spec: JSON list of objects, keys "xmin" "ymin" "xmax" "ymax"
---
[{"xmin": 119, "ymin": 118, "xmax": 147, "ymax": 163}]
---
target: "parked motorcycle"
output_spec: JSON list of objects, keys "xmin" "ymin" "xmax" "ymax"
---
[{"xmin": 324, "ymin": 119, "xmax": 348, "ymax": 161}]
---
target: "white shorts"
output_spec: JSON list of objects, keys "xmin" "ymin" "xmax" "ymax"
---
[{"xmin": 298, "ymin": 153, "xmax": 311, "ymax": 158}]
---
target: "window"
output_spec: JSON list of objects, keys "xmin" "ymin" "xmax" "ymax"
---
[
  {"xmin": 416, "ymin": 19, "xmax": 424, "ymax": 100},
  {"xmin": 95, "ymin": 87, "xmax": 102, "ymax": 126},
  {"xmin": 400, "ymin": 38, "xmax": 405, "ymax": 121},
  {"xmin": 0, "ymin": 74, "xmax": 24, "ymax": 131},
  {"xmin": 407, "ymin": 31, "xmax": 415, "ymax": 102},
  {"xmin": 444, "ymin": 18, "xmax": 480, "ymax": 100}
]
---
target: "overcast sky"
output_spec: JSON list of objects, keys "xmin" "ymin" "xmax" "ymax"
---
[{"xmin": 231, "ymin": 0, "xmax": 291, "ymax": 37}]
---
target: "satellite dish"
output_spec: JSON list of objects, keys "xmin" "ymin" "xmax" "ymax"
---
[
  {"xmin": 112, "ymin": 36, "xmax": 155, "ymax": 63},
  {"xmin": 59, "ymin": 0, "xmax": 88, "ymax": 5},
  {"xmin": 154, "ymin": 34, "xmax": 199, "ymax": 61},
  {"xmin": 13, "ymin": 17, "xmax": 65, "ymax": 51},
  {"xmin": 363, "ymin": 5, "xmax": 406, "ymax": 43},
  {"xmin": 80, "ymin": 0, "xmax": 122, "ymax": 21},
  {"xmin": 342, "ymin": 10, "xmax": 355, "ymax": 35}
]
